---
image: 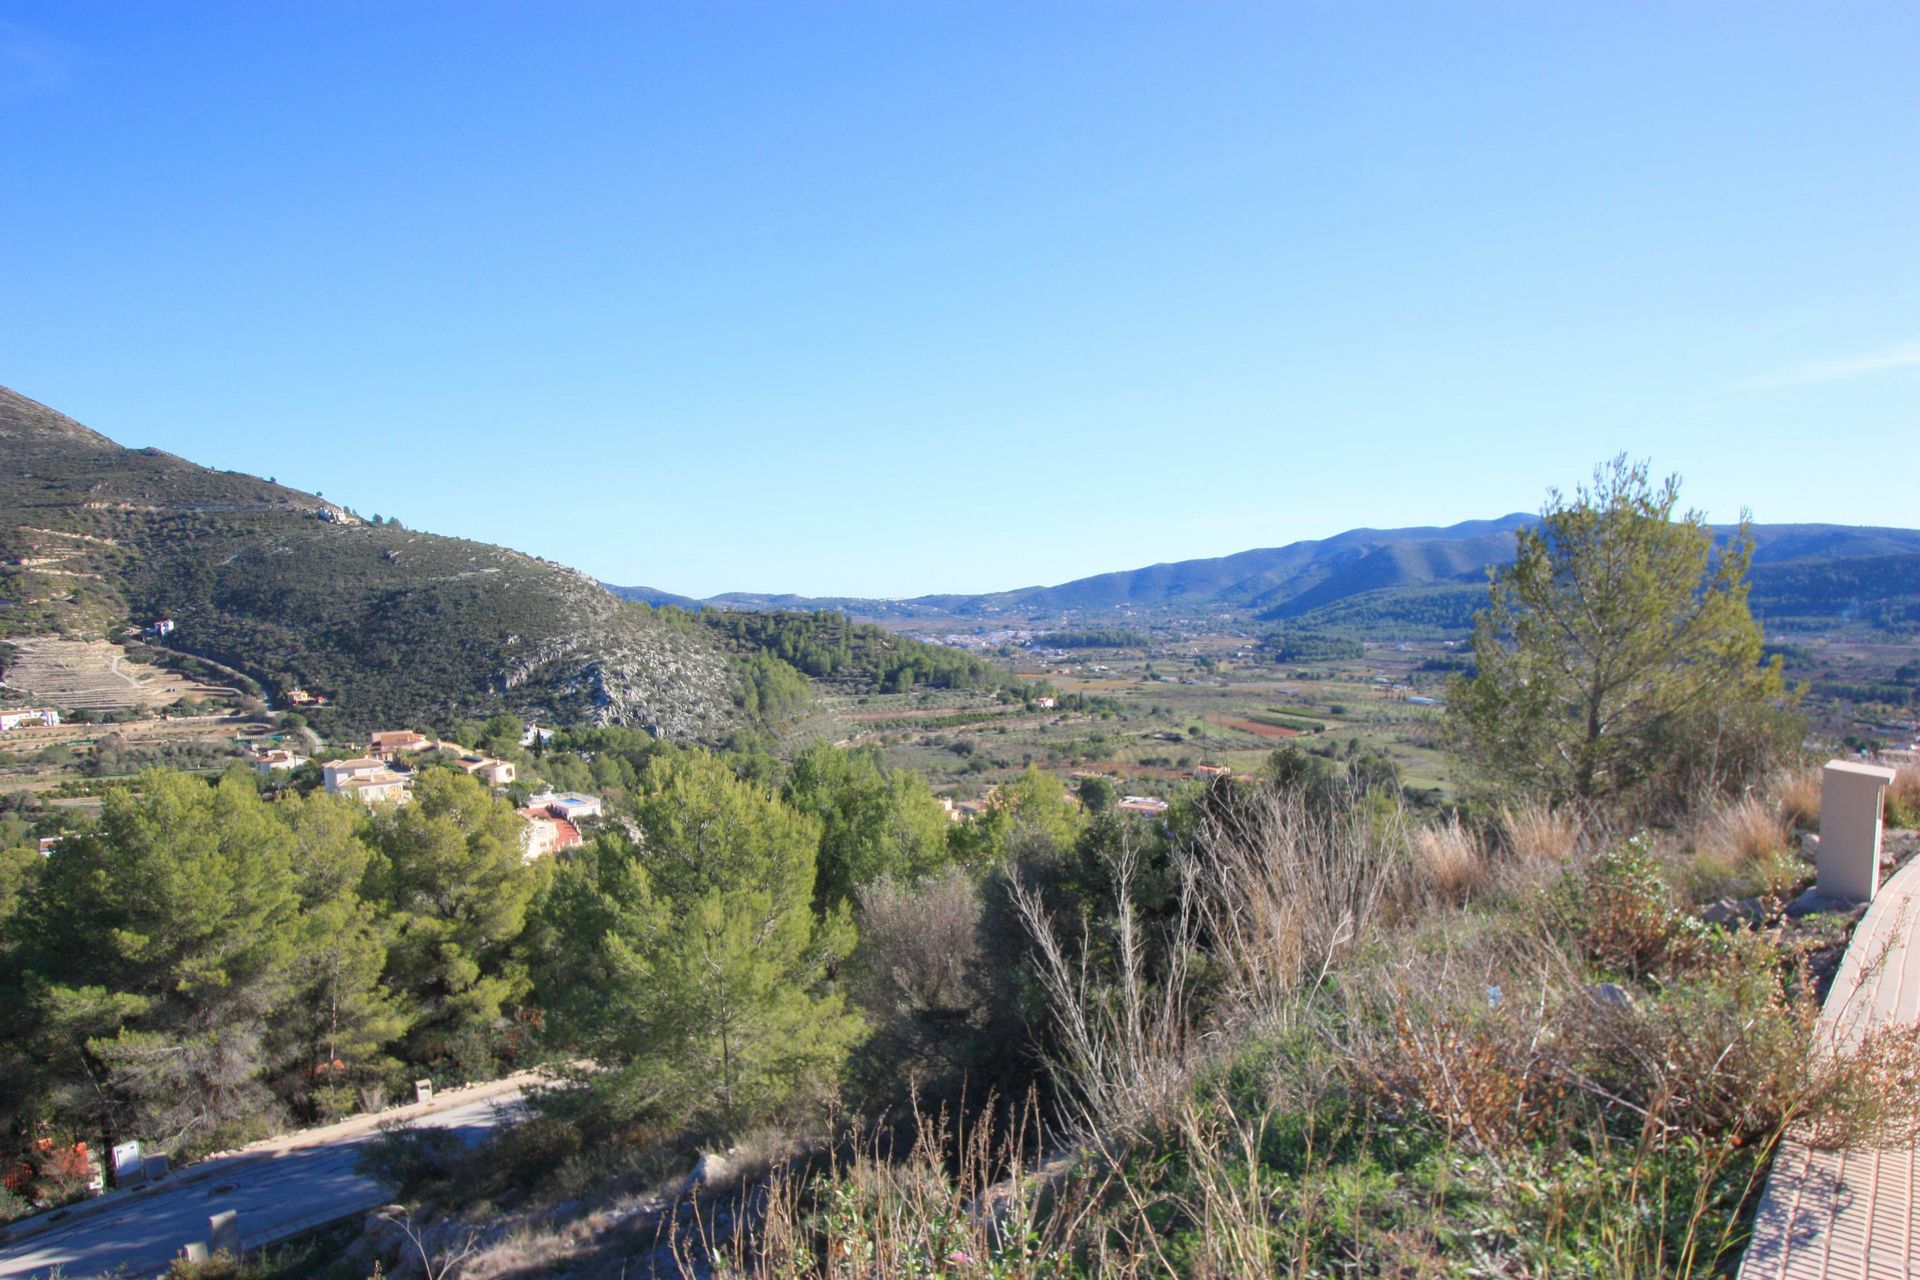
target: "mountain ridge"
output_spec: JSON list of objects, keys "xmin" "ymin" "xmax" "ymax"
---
[{"xmin": 610, "ymin": 514, "xmax": 1920, "ymax": 631}]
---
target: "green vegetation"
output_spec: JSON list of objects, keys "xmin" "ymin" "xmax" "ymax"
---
[
  {"xmin": 0, "ymin": 735, "xmax": 1002, "ymax": 1185},
  {"xmin": 1262, "ymin": 629, "xmax": 1363, "ymax": 662},
  {"xmin": 1277, "ymin": 582, "xmax": 1487, "ymax": 636},
  {"xmin": 1746, "ymin": 553, "xmax": 1920, "ymax": 633},
  {"xmin": 1448, "ymin": 458, "xmax": 1799, "ymax": 815},
  {"xmin": 782, "ymin": 743, "xmax": 953, "ymax": 911},
  {"xmin": 0, "ymin": 770, "xmax": 543, "ymax": 1169},
  {"xmin": 9, "ymin": 410, "xmax": 1918, "ymax": 1280},
  {"xmin": 538, "ymin": 751, "xmax": 862, "ymax": 1135},
  {"xmin": 705, "ymin": 609, "xmax": 1007, "ymax": 694},
  {"xmin": 1247, "ymin": 708, "xmax": 1327, "ymax": 733},
  {"xmin": 1032, "ymin": 629, "xmax": 1151, "ymax": 649}
]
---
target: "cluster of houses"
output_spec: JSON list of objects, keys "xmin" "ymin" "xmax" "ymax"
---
[
  {"xmin": 0, "ymin": 708, "xmax": 62, "ymax": 731},
  {"xmin": 300, "ymin": 728, "xmax": 601, "ymax": 862},
  {"xmin": 317, "ymin": 730, "xmax": 521, "ymax": 805}
]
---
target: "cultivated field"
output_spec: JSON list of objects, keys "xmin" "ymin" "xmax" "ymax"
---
[
  {"xmin": 0, "ymin": 713, "xmax": 285, "ymax": 797},
  {"xmin": 790, "ymin": 628, "xmax": 1465, "ymax": 805}
]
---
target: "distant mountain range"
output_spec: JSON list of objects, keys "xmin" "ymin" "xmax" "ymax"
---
[{"xmin": 610, "ymin": 516, "xmax": 1920, "ymax": 634}]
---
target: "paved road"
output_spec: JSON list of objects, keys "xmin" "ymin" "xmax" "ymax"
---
[{"xmin": 0, "ymin": 1087, "xmax": 527, "ymax": 1279}]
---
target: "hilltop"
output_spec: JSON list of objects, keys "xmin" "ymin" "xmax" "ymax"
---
[{"xmin": 0, "ymin": 386, "xmax": 735, "ymax": 737}]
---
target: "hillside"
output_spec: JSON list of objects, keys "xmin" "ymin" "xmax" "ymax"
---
[
  {"xmin": 0, "ymin": 386, "xmax": 735, "ymax": 737},
  {"xmin": 609, "ymin": 514, "xmax": 1920, "ymax": 633}
]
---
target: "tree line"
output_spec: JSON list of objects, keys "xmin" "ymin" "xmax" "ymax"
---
[
  {"xmin": 0, "ymin": 740, "xmax": 1094, "ymax": 1188},
  {"xmin": 703, "ymin": 610, "xmax": 1007, "ymax": 694}
]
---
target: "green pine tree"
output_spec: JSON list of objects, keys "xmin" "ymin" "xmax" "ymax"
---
[
  {"xmin": 1447, "ymin": 458, "xmax": 1797, "ymax": 812},
  {"xmin": 22, "ymin": 772, "xmax": 303, "ymax": 1156},
  {"xmin": 276, "ymin": 792, "xmax": 409, "ymax": 1119},
  {"xmin": 544, "ymin": 751, "xmax": 861, "ymax": 1135},
  {"xmin": 782, "ymin": 743, "xmax": 953, "ymax": 910},
  {"xmin": 365, "ymin": 770, "xmax": 538, "ymax": 1077}
]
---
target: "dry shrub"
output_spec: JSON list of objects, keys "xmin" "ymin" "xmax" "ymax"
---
[
  {"xmin": 1800, "ymin": 1020, "xmax": 1920, "ymax": 1149},
  {"xmin": 854, "ymin": 867, "xmax": 985, "ymax": 1016},
  {"xmin": 1886, "ymin": 765, "xmax": 1920, "ymax": 829},
  {"xmin": 1565, "ymin": 941, "xmax": 1804, "ymax": 1143},
  {"xmin": 1012, "ymin": 784, "xmax": 1402, "ymax": 1137},
  {"xmin": 1770, "ymin": 766, "xmax": 1822, "ymax": 832},
  {"xmin": 1186, "ymin": 785, "xmax": 1405, "ymax": 1013},
  {"xmin": 1555, "ymin": 928, "xmax": 1920, "ymax": 1157},
  {"xmin": 1349, "ymin": 941, "xmax": 1564, "ymax": 1156},
  {"xmin": 1384, "ymin": 1000, "xmax": 1556, "ymax": 1153},
  {"xmin": 1409, "ymin": 816, "xmax": 1489, "ymax": 907},
  {"xmin": 1011, "ymin": 833, "xmax": 1198, "ymax": 1135}
]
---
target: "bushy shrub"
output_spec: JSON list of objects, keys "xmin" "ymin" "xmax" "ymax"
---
[
  {"xmin": 1887, "ymin": 766, "xmax": 1920, "ymax": 828},
  {"xmin": 354, "ymin": 1123, "xmax": 468, "ymax": 1199},
  {"xmin": 1567, "ymin": 837, "xmax": 1709, "ymax": 979}
]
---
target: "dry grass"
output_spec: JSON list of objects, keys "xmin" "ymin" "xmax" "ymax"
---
[
  {"xmin": 677, "ymin": 1100, "xmax": 1093, "ymax": 1280},
  {"xmin": 1696, "ymin": 794, "xmax": 1787, "ymax": 870},
  {"xmin": 1011, "ymin": 832, "xmax": 1199, "ymax": 1136},
  {"xmin": 1673, "ymin": 789, "xmax": 1809, "ymax": 904},
  {"xmin": 1186, "ymin": 785, "xmax": 1405, "ymax": 1015},
  {"xmin": 454, "ymin": 1220, "xmax": 595, "ymax": 1280},
  {"xmin": 1010, "ymin": 783, "xmax": 1404, "ymax": 1137},
  {"xmin": 1498, "ymin": 799, "xmax": 1584, "ymax": 869},
  {"xmin": 1770, "ymin": 767, "xmax": 1822, "ymax": 832},
  {"xmin": 1410, "ymin": 816, "xmax": 1490, "ymax": 906}
]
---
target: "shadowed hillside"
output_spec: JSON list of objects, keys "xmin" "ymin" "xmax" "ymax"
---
[{"xmin": 0, "ymin": 386, "xmax": 735, "ymax": 737}]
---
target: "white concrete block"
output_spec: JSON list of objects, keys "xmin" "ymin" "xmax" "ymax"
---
[{"xmin": 1817, "ymin": 760, "xmax": 1897, "ymax": 904}]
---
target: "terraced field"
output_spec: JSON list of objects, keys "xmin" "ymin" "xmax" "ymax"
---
[{"xmin": 0, "ymin": 637, "xmax": 235, "ymax": 711}]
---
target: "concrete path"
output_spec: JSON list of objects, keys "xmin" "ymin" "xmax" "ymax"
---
[
  {"xmin": 0, "ymin": 1074, "xmax": 539, "ymax": 1280},
  {"xmin": 1741, "ymin": 855, "xmax": 1920, "ymax": 1279}
]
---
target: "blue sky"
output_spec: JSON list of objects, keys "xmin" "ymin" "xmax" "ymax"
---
[{"xmin": 2, "ymin": 3, "xmax": 1914, "ymax": 598}]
